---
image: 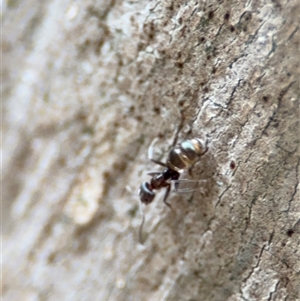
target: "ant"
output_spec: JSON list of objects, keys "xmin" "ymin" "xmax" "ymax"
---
[{"xmin": 138, "ymin": 138, "xmax": 208, "ymax": 243}]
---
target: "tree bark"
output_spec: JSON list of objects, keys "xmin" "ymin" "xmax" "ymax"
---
[{"xmin": 2, "ymin": 1, "xmax": 299, "ymax": 300}]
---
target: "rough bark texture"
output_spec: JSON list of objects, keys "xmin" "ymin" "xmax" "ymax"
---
[{"xmin": 2, "ymin": 0, "xmax": 299, "ymax": 300}]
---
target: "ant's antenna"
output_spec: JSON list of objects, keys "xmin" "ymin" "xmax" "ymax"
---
[
  {"xmin": 148, "ymin": 137, "xmax": 159, "ymax": 161},
  {"xmin": 126, "ymin": 184, "xmax": 146, "ymax": 244},
  {"xmin": 138, "ymin": 203, "xmax": 146, "ymax": 244}
]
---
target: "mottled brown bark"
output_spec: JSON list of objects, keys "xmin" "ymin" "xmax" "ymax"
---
[{"xmin": 2, "ymin": 1, "xmax": 299, "ymax": 300}]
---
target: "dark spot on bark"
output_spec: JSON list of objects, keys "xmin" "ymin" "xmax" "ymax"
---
[
  {"xmin": 281, "ymin": 241, "xmax": 286, "ymax": 247},
  {"xmin": 176, "ymin": 62, "xmax": 184, "ymax": 68},
  {"xmin": 47, "ymin": 252, "xmax": 56, "ymax": 264},
  {"xmin": 178, "ymin": 100, "xmax": 185, "ymax": 106},
  {"xmin": 200, "ymin": 37, "xmax": 205, "ymax": 43},
  {"xmin": 244, "ymin": 12, "xmax": 252, "ymax": 22},
  {"xmin": 82, "ymin": 126, "xmax": 94, "ymax": 135},
  {"xmin": 58, "ymin": 157, "xmax": 66, "ymax": 166},
  {"xmin": 262, "ymin": 96, "xmax": 269, "ymax": 103},
  {"xmin": 136, "ymin": 115, "xmax": 143, "ymax": 121},
  {"xmin": 127, "ymin": 205, "xmax": 138, "ymax": 217},
  {"xmin": 137, "ymin": 42, "xmax": 144, "ymax": 52},
  {"xmin": 178, "ymin": 17, "xmax": 182, "ymax": 24},
  {"xmin": 230, "ymin": 25, "xmax": 235, "ymax": 32},
  {"xmin": 103, "ymin": 170, "xmax": 110, "ymax": 180},
  {"xmin": 177, "ymin": 51, "xmax": 182, "ymax": 59},
  {"xmin": 203, "ymin": 87, "xmax": 209, "ymax": 93},
  {"xmin": 129, "ymin": 105, "xmax": 135, "ymax": 113},
  {"xmin": 118, "ymin": 58, "xmax": 123, "ymax": 67},
  {"xmin": 112, "ymin": 159, "xmax": 127, "ymax": 172},
  {"xmin": 207, "ymin": 55, "xmax": 211, "ymax": 60},
  {"xmin": 208, "ymin": 11, "xmax": 214, "ymax": 19},
  {"xmin": 153, "ymin": 107, "xmax": 160, "ymax": 114},
  {"xmin": 286, "ymin": 229, "xmax": 294, "ymax": 237},
  {"xmin": 158, "ymin": 132, "xmax": 164, "ymax": 139},
  {"xmin": 212, "ymin": 67, "xmax": 217, "ymax": 74},
  {"xmin": 230, "ymin": 161, "xmax": 236, "ymax": 169},
  {"xmin": 263, "ymin": 132, "xmax": 269, "ymax": 137},
  {"xmin": 77, "ymin": 111, "xmax": 87, "ymax": 121},
  {"xmin": 247, "ymin": 141, "xmax": 255, "ymax": 148},
  {"xmin": 144, "ymin": 22, "xmax": 155, "ymax": 40},
  {"xmin": 224, "ymin": 12, "xmax": 230, "ymax": 20},
  {"xmin": 271, "ymin": 0, "xmax": 282, "ymax": 9},
  {"xmin": 148, "ymin": 32, "xmax": 154, "ymax": 40}
]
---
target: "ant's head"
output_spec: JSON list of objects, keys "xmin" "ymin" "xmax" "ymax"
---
[{"xmin": 139, "ymin": 182, "xmax": 155, "ymax": 205}]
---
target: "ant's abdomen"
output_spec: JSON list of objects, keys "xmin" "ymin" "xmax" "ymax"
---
[{"xmin": 167, "ymin": 138, "xmax": 206, "ymax": 172}]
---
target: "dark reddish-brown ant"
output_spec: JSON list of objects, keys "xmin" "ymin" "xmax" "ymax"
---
[{"xmin": 139, "ymin": 138, "xmax": 208, "ymax": 207}]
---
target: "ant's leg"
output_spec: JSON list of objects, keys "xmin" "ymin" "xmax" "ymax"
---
[
  {"xmin": 172, "ymin": 179, "xmax": 207, "ymax": 193},
  {"xmin": 147, "ymin": 171, "xmax": 162, "ymax": 176},
  {"xmin": 162, "ymin": 183, "xmax": 172, "ymax": 208},
  {"xmin": 200, "ymin": 138, "xmax": 209, "ymax": 155},
  {"xmin": 151, "ymin": 159, "xmax": 167, "ymax": 167},
  {"xmin": 172, "ymin": 114, "xmax": 184, "ymax": 147},
  {"xmin": 187, "ymin": 165, "xmax": 194, "ymax": 177}
]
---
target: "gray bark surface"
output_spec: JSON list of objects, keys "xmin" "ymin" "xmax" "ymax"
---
[{"xmin": 2, "ymin": 1, "xmax": 299, "ymax": 300}]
